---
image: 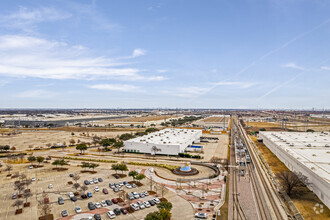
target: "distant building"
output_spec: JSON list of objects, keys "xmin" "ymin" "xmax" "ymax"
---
[
  {"xmin": 259, "ymin": 131, "xmax": 330, "ymax": 208},
  {"xmin": 123, "ymin": 128, "xmax": 202, "ymax": 155}
]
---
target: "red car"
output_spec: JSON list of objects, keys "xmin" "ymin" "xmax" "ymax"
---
[
  {"xmin": 103, "ymin": 188, "xmax": 108, "ymax": 194},
  {"xmin": 111, "ymin": 198, "xmax": 118, "ymax": 204}
]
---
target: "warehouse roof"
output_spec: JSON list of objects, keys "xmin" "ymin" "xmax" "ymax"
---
[
  {"xmin": 260, "ymin": 131, "xmax": 330, "ymax": 183},
  {"xmin": 125, "ymin": 128, "xmax": 201, "ymax": 145}
]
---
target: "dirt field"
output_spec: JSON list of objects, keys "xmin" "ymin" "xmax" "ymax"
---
[
  {"xmin": 105, "ymin": 115, "xmax": 178, "ymax": 122},
  {"xmin": 202, "ymin": 117, "xmax": 229, "ymax": 123},
  {"xmin": 199, "ymin": 134, "xmax": 229, "ymax": 161},
  {"xmin": 250, "ymin": 135, "xmax": 330, "ymax": 220},
  {"xmin": 0, "ymin": 130, "xmax": 128, "ymax": 151}
]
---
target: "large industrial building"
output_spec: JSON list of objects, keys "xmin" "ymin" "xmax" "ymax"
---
[
  {"xmin": 123, "ymin": 128, "xmax": 202, "ymax": 155},
  {"xmin": 259, "ymin": 131, "xmax": 330, "ymax": 208}
]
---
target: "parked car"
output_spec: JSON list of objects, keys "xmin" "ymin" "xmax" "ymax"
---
[
  {"xmin": 109, "ymin": 183, "xmax": 115, "ymax": 189},
  {"xmin": 88, "ymin": 202, "xmax": 95, "ymax": 210},
  {"xmin": 84, "ymin": 180, "xmax": 89, "ymax": 185},
  {"xmin": 120, "ymin": 208, "xmax": 128, "ymax": 215},
  {"xmin": 98, "ymin": 178, "xmax": 103, "ymax": 182},
  {"xmin": 143, "ymin": 201, "xmax": 151, "ymax": 208},
  {"xmin": 87, "ymin": 192, "xmax": 93, "ymax": 197},
  {"xmin": 126, "ymin": 184, "xmax": 132, "ymax": 189},
  {"xmin": 29, "ymin": 166, "xmax": 33, "ymax": 169},
  {"xmin": 58, "ymin": 197, "xmax": 64, "ymax": 205},
  {"xmin": 143, "ymin": 191, "xmax": 149, "ymax": 196},
  {"xmin": 12, "ymin": 193, "xmax": 17, "ymax": 199},
  {"xmin": 70, "ymin": 196, "xmax": 77, "ymax": 202},
  {"xmin": 68, "ymin": 192, "xmax": 74, "ymax": 198},
  {"xmin": 195, "ymin": 212, "xmax": 208, "ymax": 219},
  {"xmin": 31, "ymin": 177, "xmax": 36, "ymax": 181},
  {"xmin": 113, "ymin": 208, "xmax": 121, "ymax": 215},
  {"xmin": 137, "ymin": 201, "xmax": 145, "ymax": 209},
  {"xmin": 102, "ymin": 188, "xmax": 108, "ymax": 194},
  {"xmin": 75, "ymin": 206, "xmax": 82, "ymax": 213},
  {"xmin": 69, "ymin": 173, "xmax": 74, "ymax": 177},
  {"xmin": 94, "ymin": 186, "xmax": 99, "ymax": 192},
  {"xmin": 153, "ymin": 198, "xmax": 160, "ymax": 204},
  {"xmin": 95, "ymin": 202, "xmax": 101, "ymax": 209},
  {"xmin": 89, "ymin": 180, "xmax": 94, "ymax": 184},
  {"xmin": 101, "ymin": 200, "xmax": 107, "ymax": 207},
  {"xmin": 130, "ymin": 203, "xmax": 139, "ymax": 211},
  {"xmin": 113, "ymin": 188, "xmax": 119, "ymax": 192},
  {"xmin": 114, "ymin": 174, "xmax": 119, "ymax": 179},
  {"xmin": 127, "ymin": 193, "xmax": 134, "ymax": 200},
  {"xmin": 48, "ymin": 184, "xmax": 53, "ymax": 189},
  {"xmin": 107, "ymin": 211, "xmax": 116, "ymax": 219},
  {"xmin": 132, "ymin": 183, "xmax": 137, "ymax": 188},
  {"xmin": 139, "ymin": 193, "xmax": 145, "ymax": 198},
  {"xmin": 132, "ymin": 192, "xmax": 140, "ymax": 199},
  {"xmin": 148, "ymin": 200, "xmax": 156, "ymax": 206},
  {"xmin": 61, "ymin": 210, "xmax": 68, "ymax": 217},
  {"xmin": 118, "ymin": 181, "xmax": 123, "ymax": 187},
  {"xmin": 94, "ymin": 213, "xmax": 101, "ymax": 220},
  {"xmin": 93, "ymin": 178, "xmax": 98, "ymax": 184},
  {"xmin": 105, "ymin": 199, "xmax": 112, "ymax": 206},
  {"xmin": 112, "ymin": 198, "xmax": 118, "ymax": 204},
  {"xmin": 123, "ymin": 181, "xmax": 128, "ymax": 185}
]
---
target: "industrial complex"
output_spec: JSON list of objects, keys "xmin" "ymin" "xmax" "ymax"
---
[
  {"xmin": 259, "ymin": 131, "xmax": 330, "ymax": 208},
  {"xmin": 194, "ymin": 115, "xmax": 230, "ymax": 130},
  {"xmin": 123, "ymin": 128, "xmax": 202, "ymax": 155}
]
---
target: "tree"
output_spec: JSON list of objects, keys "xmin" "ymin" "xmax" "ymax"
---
[
  {"xmin": 157, "ymin": 201, "xmax": 172, "ymax": 211},
  {"xmin": 58, "ymin": 159, "xmax": 69, "ymax": 168},
  {"xmin": 158, "ymin": 208, "xmax": 171, "ymax": 220},
  {"xmin": 145, "ymin": 211, "xmax": 161, "ymax": 220},
  {"xmin": 5, "ymin": 164, "xmax": 13, "ymax": 174},
  {"xmin": 76, "ymin": 143, "xmax": 88, "ymax": 154},
  {"xmin": 111, "ymin": 164, "xmax": 120, "ymax": 174},
  {"xmin": 89, "ymin": 163, "xmax": 99, "ymax": 171},
  {"xmin": 24, "ymin": 179, "xmax": 32, "ymax": 189},
  {"xmin": 27, "ymin": 156, "xmax": 36, "ymax": 165},
  {"xmin": 81, "ymin": 185, "xmax": 88, "ymax": 194},
  {"xmin": 148, "ymin": 176, "xmax": 154, "ymax": 191},
  {"xmin": 92, "ymin": 136, "xmax": 101, "ymax": 147},
  {"xmin": 159, "ymin": 184, "xmax": 169, "ymax": 198},
  {"xmin": 113, "ymin": 141, "xmax": 124, "ymax": 153},
  {"xmin": 12, "ymin": 199, "xmax": 23, "ymax": 210},
  {"xmin": 72, "ymin": 172, "xmax": 80, "ymax": 183},
  {"xmin": 100, "ymin": 138, "xmax": 116, "ymax": 151},
  {"xmin": 36, "ymin": 156, "xmax": 45, "ymax": 165},
  {"xmin": 10, "ymin": 146, "xmax": 16, "ymax": 152},
  {"xmin": 128, "ymin": 170, "xmax": 138, "ymax": 180},
  {"xmin": 14, "ymin": 181, "xmax": 25, "ymax": 195},
  {"xmin": 276, "ymin": 171, "xmax": 310, "ymax": 196},
  {"xmin": 135, "ymin": 174, "xmax": 146, "ymax": 182},
  {"xmin": 119, "ymin": 133, "xmax": 134, "ymax": 141},
  {"xmin": 52, "ymin": 160, "xmax": 59, "ymax": 168},
  {"xmin": 69, "ymin": 139, "xmax": 76, "ymax": 146},
  {"xmin": 118, "ymin": 163, "xmax": 128, "ymax": 174},
  {"xmin": 145, "ymin": 128, "xmax": 159, "ymax": 133},
  {"xmin": 22, "ymin": 190, "xmax": 32, "ymax": 203},
  {"xmin": 210, "ymin": 156, "xmax": 222, "ymax": 166},
  {"xmin": 73, "ymin": 183, "xmax": 80, "ymax": 192},
  {"xmin": 18, "ymin": 153, "xmax": 25, "ymax": 161},
  {"xmin": 81, "ymin": 162, "xmax": 90, "ymax": 170}
]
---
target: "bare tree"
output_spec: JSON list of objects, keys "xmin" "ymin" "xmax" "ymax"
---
[
  {"xmin": 5, "ymin": 164, "xmax": 13, "ymax": 174},
  {"xmin": 22, "ymin": 190, "xmax": 32, "ymax": 203},
  {"xmin": 19, "ymin": 173, "xmax": 27, "ymax": 181},
  {"xmin": 14, "ymin": 181, "xmax": 25, "ymax": 195},
  {"xmin": 119, "ymin": 190, "xmax": 127, "ymax": 203},
  {"xmin": 210, "ymin": 156, "xmax": 222, "ymax": 166},
  {"xmin": 12, "ymin": 199, "xmax": 23, "ymax": 210},
  {"xmin": 24, "ymin": 179, "xmax": 32, "ymax": 189},
  {"xmin": 19, "ymin": 153, "xmax": 25, "ymax": 161},
  {"xmin": 276, "ymin": 171, "xmax": 310, "ymax": 196},
  {"xmin": 73, "ymin": 183, "xmax": 80, "ymax": 192},
  {"xmin": 72, "ymin": 172, "xmax": 80, "ymax": 183},
  {"xmin": 80, "ymin": 185, "xmax": 88, "ymax": 194},
  {"xmin": 159, "ymin": 184, "xmax": 169, "ymax": 198},
  {"xmin": 38, "ymin": 192, "xmax": 51, "ymax": 216}
]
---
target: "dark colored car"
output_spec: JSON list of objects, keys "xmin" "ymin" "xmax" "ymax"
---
[
  {"xmin": 84, "ymin": 180, "xmax": 89, "ymax": 185},
  {"xmin": 113, "ymin": 208, "xmax": 121, "ymax": 215},
  {"xmin": 102, "ymin": 188, "xmax": 108, "ymax": 194},
  {"xmin": 58, "ymin": 197, "xmax": 64, "ymax": 205},
  {"xmin": 111, "ymin": 198, "xmax": 118, "ymax": 204},
  {"xmin": 69, "ymin": 173, "xmax": 74, "ymax": 177},
  {"xmin": 105, "ymin": 199, "xmax": 112, "ymax": 206},
  {"xmin": 120, "ymin": 208, "xmax": 128, "ymax": 214},
  {"xmin": 114, "ymin": 174, "xmax": 120, "ymax": 179},
  {"xmin": 148, "ymin": 200, "xmax": 156, "ymax": 206},
  {"xmin": 94, "ymin": 213, "xmax": 101, "ymax": 220},
  {"xmin": 123, "ymin": 181, "xmax": 128, "ymax": 185},
  {"xmin": 61, "ymin": 210, "xmax": 68, "ymax": 217},
  {"xmin": 70, "ymin": 196, "xmax": 77, "ymax": 202},
  {"xmin": 98, "ymin": 178, "xmax": 103, "ymax": 182},
  {"xmin": 88, "ymin": 202, "xmax": 95, "ymax": 210},
  {"xmin": 81, "ymin": 194, "xmax": 87, "ymax": 199}
]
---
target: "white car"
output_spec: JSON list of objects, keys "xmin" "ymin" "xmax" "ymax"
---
[
  {"xmin": 94, "ymin": 186, "xmax": 99, "ymax": 192},
  {"xmin": 132, "ymin": 192, "xmax": 140, "ymax": 199},
  {"xmin": 195, "ymin": 212, "xmax": 208, "ymax": 219},
  {"xmin": 126, "ymin": 184, "xmax": 132, "ymax": 189},
  {"xmin": 107, "ymin": 210, "xmax": 116, "ymax": 219},
  {"xmin": 89, "ymin": 180, "xmax": 93, "ymax": 184},
  {"xmin": 95, "ymin": 202, "xmax": 101, "ymax": 208},
  {"xmin": 31, "ymin": 177, "xmax": 36, "ymax": 181},
  {"xmin": 48, "ymin": 184, "xmax": 53, "ymax": 189},
  {"xmin": 137, "ymin": 201, "xmax": 145, "ymax": 209},
  {"xmin": 75, "ymin": 206, "xmax": 82, "ymax": 213},
  {"xmin": 101, "ymin": 200, "xmax": 107, "ymax": 207},
  {"xmin": 68, "ymin": 192, "xmax": 74, "ymax": 198},
  {"xmin": 130, "ymin": 203, "xmax": 139, "ymax": 211},
  {"xmin": 153, "ymin": 198, "xmax": 160, "ymax": 204},
  {"xmin": 93, "ymin": 178, "xmax": 98, "ymax": 184},
  {"xmin": 29, "ymin": 166, "xmax": 33, "ymax": 169},
  {"xmin": 143, "ymin": 201, "xmax": 151, "ymax": 208}
]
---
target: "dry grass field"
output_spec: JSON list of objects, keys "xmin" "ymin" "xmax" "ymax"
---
[
  {"xmin": 203, "ymin": 117, "xmax": 229, "ymax": 123},
  {"xmin": 250, "ymin": 135, "xmax": 330, "ymax": 220},
  {"xmin": 106, "ymin": 115, "xmax": 177, "ymax": 122}
]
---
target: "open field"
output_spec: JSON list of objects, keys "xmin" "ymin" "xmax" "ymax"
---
[
  {"xmin": 250, "ymin": 135, "xmax": 330, "ymax": 220},
  {"xmin": 247, "ymin": 121, "xmax": 330, "ymax": 132},
  {"xmin": 105, "ymin": 115, "xmax": 178, "ymax": 122},
  {"xmin": 202, "ymin": 117, "xmax": 229, "ymax": 123}
]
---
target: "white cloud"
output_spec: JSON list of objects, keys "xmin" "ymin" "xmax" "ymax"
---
[
  {"xmin": 282, "ymin": 62, "xmax": 305, "ymax": 71},
  {"xmin": 163, "ymin": 87, "xmax": 210, "ymax": 98},
  {"xmin": 132, "ymin": 48, "xmax": 146, "ymax": 57},
  {"xmin": 321, "ymin": 66, "xmax": 330, "ymax": 70},
  {"xmin": 15, "ymin": 89, "xmax": 55, "ymax": 98},
  {"xmin": 88, "ymin": 84, "xmax": 141, "ymax": 92},
  {"xmin": 0, "ymin": 35, "xmax": 163, "ymax": 81},
  {"xmin": 1, "ymin": 6, "xmax": 71, "ymax": 31},
  {"xmin": 212, "ymin": 81, "xmax": 256, "ymax": 89},
  {"xmin": 157, "ymin": 69, "xmax": 168, "ymax": 73},
  {"xmin": 211, "ymin": 69, "xmax": 217, "ymax": 73}
]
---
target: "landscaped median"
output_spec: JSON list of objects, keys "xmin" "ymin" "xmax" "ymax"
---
[{"xmin": 52, "ymin": 156, "xmax": 180, "ymax": 171}]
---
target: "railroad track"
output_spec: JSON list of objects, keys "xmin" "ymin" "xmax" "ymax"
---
[{"xmin": 237, "ymin": 119, "xmax": 286, "ymax": 220}]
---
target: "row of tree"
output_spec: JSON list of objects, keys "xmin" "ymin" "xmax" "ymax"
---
[{"xmin": 145, "ymin": 201, "xmax": 172, "ymax": 220}]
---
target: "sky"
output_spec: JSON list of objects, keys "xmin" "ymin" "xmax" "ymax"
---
[{"xmin": 0, "ymin": 0, "xmax": 329, "ymax": 109}]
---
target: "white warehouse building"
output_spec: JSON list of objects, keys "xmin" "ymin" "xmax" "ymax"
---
[
  {"xmin": 123, "ymin": 128, "xmax": 202, "ymax": 155},
  {"xmin": 259, "ymin": 131, "xmax": 330, "ymax": 208}
]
